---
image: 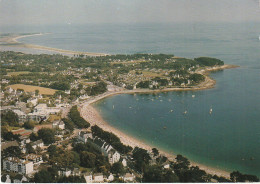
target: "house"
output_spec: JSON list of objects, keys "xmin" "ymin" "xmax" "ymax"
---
[
  {"xmin": 84, "ymin": 173, "xmax": 93, "ymax": 183},
  {"xmin": 58, "ymin": 168, "xmax": 71, "ymax": 177},
  {"xmin": 52, "ymin": 120, "xmax": 65, "ymax": 130},
  {"xmin": 78, "ymin": 131, "xmax": 92, "ymax": 143},
  {"xmin": 27, "ymin": 98, "xmax": 38, "ymax": 107},
  {"xmin": 108, "ymin": 149, "xmax": 120, "ymax": 165},
  {"xmin": 15, "ymin": 102, "xmax": 27, "ymax": 113},
  {"xmin": 3, "ymin": 157, "xmax": 34, "ymax": 175},
  {"xmin": 20, "ymin": 136, "xmax": 31, "ymax": 146},
  {"xmin": 31, "ymin": 140, "xmax": 44, "ymax": 149},
  {"xmin": 71, "ymin": 168, "xmax": 81, "ymax": 176},
  {"xmin": 13, "ymin": 109, "xmax": 27, "ymax": 123},
  {"xmin": 107, "ymin": 173, "xmax": 114, "ymax": 182},
  {"xmin": 22, "ymin": 154, "xmax": 43, "ymax": 164},
  {"xmin": 93, "ymin": 173, "xmax": 104, "ymax": 183},
  {"xmin": 1, "ymin": 174, "xmax": 12, "ymax": 183},
  {"xmin": 122, "ymin": 158, "xmax": 127, "ymax": 167},
  {"xmin": 13, "ymin": 174, "xmax": 28, "ymax": 183},
  {"xmin": 93, "ymin": 137, "xmax": 113, "ymax": 155},
  {"xmin": 123, "ymin": 173, "xmax": 135, "ymax": 182},
  {"xmin": 27, "ymin": 111, "xmax": 49, "ymax": 122}
]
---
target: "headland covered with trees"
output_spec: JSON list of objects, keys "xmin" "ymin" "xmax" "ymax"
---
[{"xmin": 1, "ymin": 51, "xmax": 256, "ymax": 183}]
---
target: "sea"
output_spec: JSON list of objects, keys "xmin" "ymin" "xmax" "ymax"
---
[{"xmin": 1, "ymin": 22, "xmax": 260, "ymax": 176}]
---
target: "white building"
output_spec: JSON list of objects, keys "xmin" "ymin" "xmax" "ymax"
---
[
  {"xmin": 22, "ymin": 154, "xmax": 43, "ymax": 164},
  {"xmin": 58, "ymin": 168, "xmax": 72, "ymax": 177},
  {"xmin": 78, "ymin": 131, "xmax": 92, "ymax": 143},
  {"xmin": 123, "ymin": 173, "xmax": 135, "ymax": 182},
  {"xmin": 122, "ymin": 158, "xmax": 127, "ymax": 167},
  {"xmin": 107, "ymin": 173, "xmax": 114, "ymax": 182},
  {"xmin": 31, "ymin": 140, "xmax": 44, "ymax": 149},
  {"xmin": 108, "ymin": 150, "xmax": 121, "ymax": 165},
  {"xmin": 84, "ymin": 173, "xmax": 93, "ymax": 183},
  {"xmin": 52, "ymin": 120, "xmax": 65, "ymax": 130},
  {"xmin": 93, "ymin": 173, "xmax": 104, "ymax": 183},
  {"xmin": 3, "ymin": 157, "xmax": 34, "ymax": 175},
  {"xmin": 13, "ymin": 109, "xmax": 27, "ymax": 123}
]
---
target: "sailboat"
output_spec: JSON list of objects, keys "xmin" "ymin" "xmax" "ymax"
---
[{"xmin": 209, "ymin": 108, "xmax": 213, "ymax": 114}]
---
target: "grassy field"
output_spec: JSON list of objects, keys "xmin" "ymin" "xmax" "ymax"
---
[
  {"xmin": 7, "ymin": 71, "xmax": 31, "ymax": 76},
  {"xmin": 8, "ymin": 84, "xmax": 57, "ymax": 95}
]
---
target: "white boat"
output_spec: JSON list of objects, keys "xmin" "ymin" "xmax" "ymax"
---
[
  {"xmin": 183, "ymin": 110, "xmax": 188, "ymax": 114},
  {"xmin": 209, "ymin": 108, "xmax": 213, "ymax": 114},
  {"xmin": 192, "ymin": 95, "xmax": 195, "ymax": 98}
]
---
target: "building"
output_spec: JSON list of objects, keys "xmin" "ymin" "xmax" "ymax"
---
[
  {"xmin": 84, "ymin": 173, "xmax": 93, "ymax": 183},
  {"xmin": 13, "ymin": 109, "xmax": 27, "ymax": 123},
  {"xmin": 108, "ymin": 149, "xmax": 121, "ymax": 165},
  {"xmin": 22, "ymin": 154, "xmax": 43, "ymax": 164},
  {"xmin": 93, "ymin": 137, "xmax": 113, "ymax": 155},
  {"xmin": 52, "ymin": 120, "xmax": 65, "ymax": 130},
  {"xmin": 123, "ymin": 173, "xmax": 135, "ymax": 182},
  {"xmin": 77, "ymin": 131, "xmax": 92, "ymax": 143},
  {"xmin": 3, "ymin": 157, "xmax": 34, "ymax": 175},
  {"xmin": 58, "ymin": 168, "xmax": 71, "ymax": 177},
  {"xmin": 93, "ymin": 173, "xmax": 104, "ymax": 183},
  {"xmin": 107, "ymin": 173, "xmax": 114, "ymax": 182},
  {"xmin": 31, "ymin": 140, "xmax": 44, "ymax": 149},
  {"xmin": 122, "ymin": 158, "xmax": 127, "ymax": 167},
  {"xmin": 1, "ymin": 174, "xmax": 12, "ymax": 183}
]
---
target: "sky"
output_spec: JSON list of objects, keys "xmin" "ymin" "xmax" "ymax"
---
[{"xmin": 0, "ymin": 0, "xmax": 260, "ymax": 25}]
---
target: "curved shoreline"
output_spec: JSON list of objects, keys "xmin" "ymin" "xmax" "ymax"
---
[
  {"xmin": 79, "ymin": 65, "xmax": 238, "ymax": 178},
  {"xmin": 1, "ymin": 33, "xmax": 108, "ymax": 56}
]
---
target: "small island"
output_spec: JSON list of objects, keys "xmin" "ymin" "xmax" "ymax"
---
[{"xmin": 2, "ymin": 51, "xmax": 257, "ymax": 183}]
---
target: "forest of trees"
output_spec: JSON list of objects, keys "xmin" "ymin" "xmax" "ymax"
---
[{"xmin": 68, "ymin": 106, "xmax": 90, "ymax": 128}]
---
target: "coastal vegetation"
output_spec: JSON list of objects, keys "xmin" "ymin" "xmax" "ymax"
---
[{"xmin": 68, "ymin": 106, "xmax": 90, "ymax": 128}]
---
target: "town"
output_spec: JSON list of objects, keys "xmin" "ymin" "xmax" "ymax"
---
[{"xmin": 1, "ymin": 51, "xmax": 258, "ymax": 183}]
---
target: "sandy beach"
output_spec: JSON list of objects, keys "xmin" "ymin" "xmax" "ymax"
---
[
  {"xmin": 79, "ymin": 65, "xmax": 239, "ymax": 178},
  {"xmin": 0, "ymin": 33, "xmax": 108, "ymax": 56}
]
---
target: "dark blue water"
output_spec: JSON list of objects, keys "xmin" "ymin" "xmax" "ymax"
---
[{"xmin": 1, "ymin": 22, "xmax": 260, "ymax": 176}]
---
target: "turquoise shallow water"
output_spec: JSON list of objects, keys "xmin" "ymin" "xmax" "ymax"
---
[{"xmin": 1, "ymin": 22, "xmax": 260, "ymax": 176}]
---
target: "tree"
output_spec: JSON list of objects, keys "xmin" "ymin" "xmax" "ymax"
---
[
  {"xmin": 230, "ymin": 171, "xmax": 259, "ymax": 182},
  {"xmin": 68, "ymin": 106, "xmax": 90, "ymax": 128},
  {"xmin": 35, "ymin": 89, "xmax": 39, "ymax": 96},
  {"xmin": 29, "ymin": 132, "xmax": 39, "ymax": 141},
  {"xmin": 37, "ymin": 128, "xmax": 55, "ymax": 145},
  {"xmin": 111, "ymin": 162, "xmax": 125, "ymax": 175},
  {"xmin": 194, "ymin": 57, "xmax": 224, "ymax": 66},
  {"xmin": 26, "ymin": 143, "xmax": 35, "ymax": 154},
  {"xmin": 143, "ymin": 165, "xmax": 179, "ymax": 183},
  {"xmin": 1, "ymin": 127, "xmax": 20, "ymax": 141},
  {"xmin": 2, "ymin": 146, "xmax": 22, "ymax": 158},
  {"xmin": 56, "ymin": 176, "xmax": 85, "ymax": 183},
  {"xmin": 80, "ymin": 151, "xmax": 96, "ymax": 168},
  {"xmin": 62, "ymin": 118, "xmax": 75, "ymax": 131},
  {"xmin": 47, "ymin": 145, "xmax": 57, "ymax": 156},
  {"xmin": 23, "ymin": 120, "xmax": 35, "ymax": 129},
  {"xmin": 34, "ymin": 170, "xmax": 54, "ymax": 183},
  {"xmin": 152, "ymin": 148, "xmax": 159, "ymax": 157},
  {"xmin": 1, "ymin": 110, "xmax": 19, "ymax": 127}
]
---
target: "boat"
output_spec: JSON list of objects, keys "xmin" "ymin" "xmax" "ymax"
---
[
  {"xmin": 183, "ymin": 110, "xmax": 188, "ymax": 114},
  {"xmin": 163, "ymin": 126, "xmax": 167, "ymax": 129},
  {"xmin": 192, "ymin": 95, "xmax": 195, "ymax": 98},
  {"xmin": 112, "ymin": 105, "xmax": 115, "ymax": 109},
  {"xmin": 209, "ymin": 108, "xmax": 213, "ymax": 114},
  {"xmin": 170, "ymin": 109, "xmax": 174, "ymax": 112}
]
